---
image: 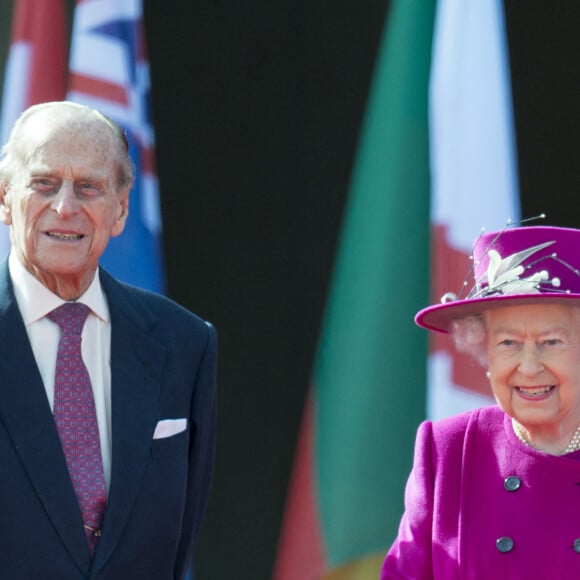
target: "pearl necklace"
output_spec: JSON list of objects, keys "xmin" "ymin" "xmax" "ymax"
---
[{"xmin": 512, "ymin": 418, "xmax": 580, "ymax": 454}]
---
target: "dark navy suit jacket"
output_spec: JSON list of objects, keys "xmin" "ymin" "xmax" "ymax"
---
[{"xmin": 0, "ymin": 262, "xmax": 217, "ymax": 579}]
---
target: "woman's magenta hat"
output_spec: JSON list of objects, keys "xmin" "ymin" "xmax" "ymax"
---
[{"xmin": 416, "ymin": 225, "xmax": 580, "ymax": 333}]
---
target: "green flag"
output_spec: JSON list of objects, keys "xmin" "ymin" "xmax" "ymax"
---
[{"xmin": 274, "ymin": 0, "xmax": 436, "ymax": 577}]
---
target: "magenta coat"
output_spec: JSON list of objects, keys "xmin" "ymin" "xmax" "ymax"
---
[{"xmin": 382, "ymin": 405, "xmax": 580, "ymax": 579}]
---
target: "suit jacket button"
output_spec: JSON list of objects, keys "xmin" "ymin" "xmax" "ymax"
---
[
  {"xmin": 574, "ymin": 539, "xmax": 580, "ymax": 553},
  {"xmin": 504, "ymin": 476, "xmax": 521, "ymax": 492},
  {"xmin": 496, "ymin": 536, "xmax": 514, "ymax": 553}
]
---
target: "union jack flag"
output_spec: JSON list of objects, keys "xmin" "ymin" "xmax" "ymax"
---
[{"xmin": 67, "ymin": 0, "xmax": 165, "ymax": 293}]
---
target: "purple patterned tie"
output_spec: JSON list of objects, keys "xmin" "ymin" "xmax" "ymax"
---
[{"xmin": 48, "ymin": 303, "xmax": 106, "ymax": 554}]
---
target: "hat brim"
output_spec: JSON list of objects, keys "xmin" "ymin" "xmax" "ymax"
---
[{"xmin": 415, "ymin": 292, "xmax": 580, "ymax": 334}]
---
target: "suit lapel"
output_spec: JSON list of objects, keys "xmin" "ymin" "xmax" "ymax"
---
[
  {"xmin": 0, "ymin": 263, "xmax": 92, "ymax": 574},
  {"xmin": 91, "ymin": 272, "xmax": 166, "ymax": 573}
]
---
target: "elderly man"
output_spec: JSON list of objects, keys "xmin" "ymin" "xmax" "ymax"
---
[{"xmin": 0, "ymin": 101, "xmax": 217, "ymax": 579}]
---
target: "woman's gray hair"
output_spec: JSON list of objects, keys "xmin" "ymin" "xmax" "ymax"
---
[
  {"xmin": 450, "ymin": 314, "xmax": 488, "ymax": 366},
  {"xmin": 0, "ymin": 101, "xmax": 134, "ymax": 192}
]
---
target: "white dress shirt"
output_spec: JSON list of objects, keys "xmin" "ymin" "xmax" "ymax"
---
[{"xmin": 9, "ymin": 251, "xmax": 112, "ymax": 492}]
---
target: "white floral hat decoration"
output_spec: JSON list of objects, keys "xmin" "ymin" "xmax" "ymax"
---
[{"xmin": 415, "ymin": 225, "xmax": 580, "ymax": 333}]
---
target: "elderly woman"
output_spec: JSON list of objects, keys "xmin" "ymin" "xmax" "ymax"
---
[{"xmin": 382, "ymin": 225, "xmax": 580, "ymax": 579}]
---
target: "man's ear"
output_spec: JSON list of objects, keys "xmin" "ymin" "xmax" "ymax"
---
[
  {"xmin": 111, "ymin": 188, "xmax": 129, "ymax": 238},
  {"xmin": 0, "ymin": 184, "xmax": 12, "ymax": 226}
]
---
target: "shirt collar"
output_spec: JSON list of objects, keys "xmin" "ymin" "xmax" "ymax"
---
[{"xmin": 8, "ymin": 251, "xmax": 110, "ymax": 326}]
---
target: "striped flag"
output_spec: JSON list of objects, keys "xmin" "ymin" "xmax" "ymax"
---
[
  {"xmin": 0, "ymin": 0, "xmax": 68, "ymax": 258},
  {"xmin": 274, "ymin": 1, "xmax": 435, "ymax": 577},
  {"xmin": 67, "ymin": 0, "xmax": 165, "ymax": 293},
  {"xmin": 427, "ymin": 0, "xmax": 520, "ymax": 421},
  {"xmin": 274, "ymin": 0, "xmax": 519, "ymax": 577}
]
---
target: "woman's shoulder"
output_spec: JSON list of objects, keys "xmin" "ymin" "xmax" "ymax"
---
[{"xmin": 425, "ymin": 405, "xmax": 503, "ymax": 444}]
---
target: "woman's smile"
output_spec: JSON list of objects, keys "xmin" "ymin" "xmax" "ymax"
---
[{"xmin": 515, "ymin": 385, "xmax": 555, "ymax": 400}]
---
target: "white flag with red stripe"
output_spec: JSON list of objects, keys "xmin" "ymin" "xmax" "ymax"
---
[{"xmin": 427, "ymin": 0, "xmax": 520, "ymax": 420}]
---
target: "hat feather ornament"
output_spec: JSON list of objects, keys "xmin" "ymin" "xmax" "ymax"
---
[{"xmin": 416, "ymin": 223, "xmax": 580, "ymax": 334}]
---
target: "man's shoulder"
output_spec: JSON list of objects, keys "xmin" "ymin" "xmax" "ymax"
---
[{"xmin": 101, "ymin": 270, "xmax": 214, "ymax": 336}]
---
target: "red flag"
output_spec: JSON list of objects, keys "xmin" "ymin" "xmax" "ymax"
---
[
  {"xmin": 0, "ymin": 0, "xmax": 68, "ymax": 258},
  {"xmin": 0, "ymin": 0, "xmax": 68, "ymax": 143}
]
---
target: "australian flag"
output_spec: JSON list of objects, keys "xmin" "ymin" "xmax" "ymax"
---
[{"xmin": 67, "ymin": 0, "xmax": 165, "ymax": 294}]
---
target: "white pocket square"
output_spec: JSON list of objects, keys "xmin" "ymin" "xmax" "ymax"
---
[{"xmin": 153, "ymin": 418, "xmax": 188, "ymax": 439}]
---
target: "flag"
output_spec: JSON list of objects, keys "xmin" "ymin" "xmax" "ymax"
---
[
  {"xmin": 275, "ymin": 0, "xmax": 520, "ymax": 577},
  {"xmin": 0, "ymin": 0, "xmax": 68, "ymax": 258},
  {"xmin": 427, "ymin": 0, "xmax": 520, "ymax": 421},
  {"xmin": 273, "ymin": 0, "xmax": 435, "ymax": 577},
  {"xmin": 67, "ymin": 0, "xmax": 165, "ymax": 293}
]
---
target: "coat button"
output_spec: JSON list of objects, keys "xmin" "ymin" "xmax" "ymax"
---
[
  {"xmin": 574, "ymin": 539, "xmax": 580, "ymax": 553},
  {"xmin": 504, "ymin": 476, "xmax": 521, "ymax": 492},
  {"xmin": 496, "ymin": 537, "xmax": 514, "ymax": 553}
]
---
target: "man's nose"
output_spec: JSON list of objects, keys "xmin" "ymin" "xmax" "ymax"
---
[{"xmin": 52, "ymin": 183, "xmax": 80, "ymax": 216}]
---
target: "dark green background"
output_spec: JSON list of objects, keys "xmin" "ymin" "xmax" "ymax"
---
[{"xmin": 0, "ymin": 1, "xmax": 578, "ymax": 578}]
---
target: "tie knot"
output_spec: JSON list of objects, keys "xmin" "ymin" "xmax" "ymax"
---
[{"xmin": 47, "ymin": 303, "xmax": 91, "ymax": 335}]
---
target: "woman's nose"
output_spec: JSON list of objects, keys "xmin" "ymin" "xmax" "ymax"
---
[{"xmin": 518, "ymin": 344, "xmax": 544, "ymax": 375}]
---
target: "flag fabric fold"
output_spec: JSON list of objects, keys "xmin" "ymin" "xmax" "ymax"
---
[
  {"xmin": 0, "ymin": 0, "xmax": 68, "ymax": 142},
  {"xmin": 427, "ymin": 0, "xmax": 520, "ymax": 420},
  {"xmin": 67, "ymin": 0, "xmax": 165, "ymax": 292}
]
